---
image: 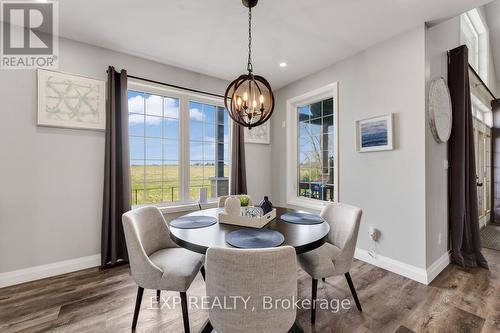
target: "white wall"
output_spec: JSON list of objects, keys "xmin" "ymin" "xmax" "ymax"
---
[
  {"xmin": 424, "ymin": 17, "xmax": 461, "ymax": 267},
  {"xmin": 424, "ymin": 10, "xmax": 499, "ymax": 267},
  {"xmin": 0, "ymin": 37, "xmax": 270, "ymax": 274},
  {"xmin": 271, "ymin": 26, "xmax": 428, "ymax": 269}
]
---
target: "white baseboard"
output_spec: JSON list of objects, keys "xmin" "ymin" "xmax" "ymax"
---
[
  {"xmin": 0, "ymin": 254, "xmax": 101, "ymax": 289},
  {"xmin": 0, "ymin": 249, "xmax": 452, "ymax": 289},
  {"xmin": 354, "ymin": 248, "xmax": 428, "ymax": 284},
  {"xmin": 354, "ymin": 248, "xmax": 450, "ymax": 285},
  {"xmin": 425, "ymin": 251, "xmax": 450, "ymax": 284}
]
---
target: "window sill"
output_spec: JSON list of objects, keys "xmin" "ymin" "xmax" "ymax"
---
[
  {"xmin": 159, "ymin": 201, "xmax": 218, "ymax": 214},
  {"xmin": 286, "ymin": 197, "xmax": 327, "ymax": 212},
  {"xmin": 132, "ymin": 201, "xmax": 219, "ymax": 215}
]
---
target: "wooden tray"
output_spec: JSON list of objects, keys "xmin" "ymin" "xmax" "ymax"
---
[{"xmin": 218, "ymin": 208, "xmax": 276, "ymax": 229}]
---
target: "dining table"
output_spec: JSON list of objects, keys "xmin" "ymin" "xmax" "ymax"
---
[
  {"xmin": 169, "ymin": 206, "xmax": 330, "ymax": 333},
  {"xmin": 170, "ymin": 206, "xmax": 330, "ymax": 254}
]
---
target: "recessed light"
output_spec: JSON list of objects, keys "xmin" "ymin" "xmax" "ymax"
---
[{"xmin": 279, "ymin": 62, "xmax": 287, "ymax": 68}]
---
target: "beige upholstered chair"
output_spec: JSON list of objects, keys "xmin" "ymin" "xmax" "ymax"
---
[
  {"xmin": 297, "ymin": 202, "xmax": 363, "ymax": 324},
  {"xmin": 205, "ymin": 246, "xmax": 298, "ymax": 333},
  {"xmin": 217, "ymin": 195, "xmax": 253, "ymax": 208},
  {"xmin": 122, "ymin": 206, "xmax": 205, "ymax": 332}
]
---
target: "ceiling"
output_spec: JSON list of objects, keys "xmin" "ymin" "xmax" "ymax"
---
[
  {"xmin": 485, "ymin": 0, "xmax": 500, "ymax": 90},
  {"xmin": 58, "ymin": 0, "xmax": 493, "ymax": 89}
]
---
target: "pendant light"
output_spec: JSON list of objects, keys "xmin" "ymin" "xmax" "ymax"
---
[{"xmin": 224, "ymin": 0, "xmax": 274, "ymax": 129}]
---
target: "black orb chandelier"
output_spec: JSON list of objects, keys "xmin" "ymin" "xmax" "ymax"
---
[{"xmin": 224, "ymin": 0, "xmax": 274, "ymax": 129}]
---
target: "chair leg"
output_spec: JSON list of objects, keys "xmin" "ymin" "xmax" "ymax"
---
[
  {"xmin": 157, "ymin": 290, "xmax": 161, "ymax": 301},
  {"xmin": 344, "ymin": 272, "xmax": 362, "ymax": 312},
  {"xmin": 200, "ymin": 266, "xmax": 206, "ymax": 281},
  {"xmin": 311, "ymin": 278, "xmax": 318, "ymax": 324},
  {"xmin": 132, "ymin": 287, "xmax": 144, "ymax": 330},
  {"xmin": 288, "ymin": 321, "xmax": 305, "ymax": 333},
  {"xmin": 180, "ymin": 292, "xmax": 190, "ymax": 333},
  {"xmin": 322, "ymin": 277, "xmax": 325, "ymax": 282}
]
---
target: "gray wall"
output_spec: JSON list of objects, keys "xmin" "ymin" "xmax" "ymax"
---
[
  {"xmin": 424, "ymin": 17, "xmax": 460, "ymax": 267},
  {"xmin": 424, "ymin": 10, "xmax": 499, "ymax": 267},
  {"xmin": 0, "ymin": 37, "xmax": 270, "ymax": 273},
  {"xmin": 271, "ymin": 26, "xmax": 428, "ymax": 269}
]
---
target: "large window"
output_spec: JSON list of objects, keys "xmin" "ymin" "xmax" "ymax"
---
[
  {"xmin": 286, "ymin": 83, "xmax": 338, "ymax": 209},
  {"xmin": 128, "ymin": 82, "xmax": 230, "ymax": 206},
  {"xmin": 189, "ymin": 101, "xmax": 230, "ymax": 200}
]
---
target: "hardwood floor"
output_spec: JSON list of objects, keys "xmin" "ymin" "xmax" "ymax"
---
[{"xmin": 0, "ymin": 249, "xmax": 499, "ymax": 333}]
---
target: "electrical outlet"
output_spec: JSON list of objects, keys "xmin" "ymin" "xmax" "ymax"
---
[
  {"xmin": 282, "ymin": 120, "xmax": 286, "ymax": 128},
  {"xmin": 443, "ymin": 160, "xmax": 449, "ymax": 170},
  {"xmin": 438, "ymin": 232, "xmax": 442, "ymax": 245},
  {"xmin": 369, "ymin": 227, "xmax": 380, "ymax": 242}
]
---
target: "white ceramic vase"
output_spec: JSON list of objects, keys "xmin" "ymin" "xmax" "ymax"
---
[{"xmin": 225, "ymin": 196, "xmax": 241, "ymax": 216}]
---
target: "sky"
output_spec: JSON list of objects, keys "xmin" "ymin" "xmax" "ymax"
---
[{"xmin": 128, "ymin": 91, "xmax": 229, "ymax": 165}]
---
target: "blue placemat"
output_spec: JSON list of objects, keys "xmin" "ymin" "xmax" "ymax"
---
[
  {"xmin": 170, "ymin": 216, "xmax": 217, "ymax": 229},
  {"xmin": 280, "ymin": 212, "xmax": 325, "ymax": 225},
  {"xmin": 226, "ymin": 229, "xmax": 285, "ymax": 249}
]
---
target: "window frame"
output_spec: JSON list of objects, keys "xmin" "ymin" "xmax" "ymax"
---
[
  {"xmin": 128, "ymin": 79, "xmax": 231, "ymax": 208},
  {"xmin": 460, "ymin": 9, "xmax": 489, "ymax": 83},
  {"xmin": 286, "ymin": 82, "xmax": 339, "ymax": 210}
]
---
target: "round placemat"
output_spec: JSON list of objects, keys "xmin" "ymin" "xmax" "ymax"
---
[
  {"xmin": 280, "ymin": 212, "xmax": 325, "ymax": 225},
  {"xmin": 170, "ymin": 216, "xmax": 217, "ymax": 229},
  {"xmin": 226, "ymin": 229, "xmax": 285, "ymax": 249}
]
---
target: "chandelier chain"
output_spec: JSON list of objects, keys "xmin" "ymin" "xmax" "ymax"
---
[{"xmin": 247, "ymin": 7, "xmax": 253, "ymax": 73}]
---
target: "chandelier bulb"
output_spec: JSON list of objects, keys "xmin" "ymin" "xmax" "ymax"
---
[
  {"xmin": 259, "ymin": 94, "xmax": 264, "ymax": 103},
  {"xmin": 243, "ymin": 92, "xmax": 248, "ymax": 101}
]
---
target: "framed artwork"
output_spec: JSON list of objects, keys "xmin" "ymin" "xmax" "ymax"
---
[
  {"xmin": 356, "ymin": 114, "xmax": 394, "ymax": 152},
  {"xmin": 37, "ymin": 68, "xmax": 106, "ymax": 130},
  {"xmin": 244, "ymin": 120, "xmax": 270, "ymax": 144}
]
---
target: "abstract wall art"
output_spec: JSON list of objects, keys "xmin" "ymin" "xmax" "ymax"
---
[
  {"xmin": 244, "ymin": 120, "xmax": 270, "ymax": 144},
  {"xmin": 37, "ymin": 69, "xmax": 106, "ymax": 130},
  {"xmin": 356, "ymin": 114, "xmax": 394, "ymax": 152}
]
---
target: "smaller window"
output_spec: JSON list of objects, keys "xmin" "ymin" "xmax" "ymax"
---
[{"xmin": 286, "ymin": 83, "xmax": 338, "ymax": 210}]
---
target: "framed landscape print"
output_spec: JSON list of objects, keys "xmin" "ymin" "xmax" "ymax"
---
[
  {"xmin": 356, "ymin": 114, "xmax": 394, "ymax": 152},
  {"xmin": 244, "ymin": 120, "xmax": 270, "ymax": 144},
  {"xmin": 37, "ymin": 69, "xmax": 106, "ymax": 130}
]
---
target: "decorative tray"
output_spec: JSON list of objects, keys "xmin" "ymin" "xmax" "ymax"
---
[{"xmin": 218, "ymin": 207, "xmax": 276, "ymax": 229}]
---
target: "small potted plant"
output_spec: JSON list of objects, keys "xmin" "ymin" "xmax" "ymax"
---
[{"xmin": 239, "ymin": 195, "xmax": 250, "ymax": 207}]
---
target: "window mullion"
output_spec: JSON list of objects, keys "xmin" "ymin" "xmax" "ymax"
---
[{"xmin": 180, "ymin": 95, "xmax": 190, "ymax": 204}]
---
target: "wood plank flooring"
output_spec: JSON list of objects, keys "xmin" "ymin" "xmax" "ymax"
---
[{"xmin": 0, "ymin": 249, "xmax": 499, "ymax": 333}]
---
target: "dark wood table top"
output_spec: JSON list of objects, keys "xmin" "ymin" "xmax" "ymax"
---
[{"xmin": 169, "ymin": 206, "xmax": 330, "ymax": 254}]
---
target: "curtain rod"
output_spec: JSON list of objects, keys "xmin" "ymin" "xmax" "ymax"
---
[
  {"xmin": 127, "ymin": 74, "xmax": 226, "ymax": 99},
  {"xmin": 467, "ymin": 64, "xmax": 497, "ymax": 101}
]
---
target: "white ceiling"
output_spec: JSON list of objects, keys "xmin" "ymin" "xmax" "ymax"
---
[
  {"xmin": 485, "ymin": 0, "xmax": 500, "ymax": 89},
  {"xmin": 58, "ymin": 0, "xmax": 493, "ymax": 89}
]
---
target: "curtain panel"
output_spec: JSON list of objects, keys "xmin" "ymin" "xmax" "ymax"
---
[
  {"xmin": 101, "ymin": 66, "xmax": 131, "ymax": 267},
  {"xmin": 447, "ymin": 45, "xmax": 488, "ymax": 268},
  {"xmin": 230, "ymin": 122, "xmax": 247, "ymax": 195}
]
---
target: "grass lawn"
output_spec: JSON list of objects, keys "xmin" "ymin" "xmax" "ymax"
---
[{"xmin": 131, "ymin": 164, "xmax": 228, "ymax": 205}]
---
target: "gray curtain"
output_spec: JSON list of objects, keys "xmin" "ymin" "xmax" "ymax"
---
[
  {"xmin": 448, "ymin": 46, "xmax": 488, "ymax": 268},
  {"xmin": 101, "ymin": 66, "xmax": 131, "ymax": 267},
  {"xmin": 492, "ymin": 99, "xmax": 500, "ymax": 223},
  {"xmin": 230, "ymin": 121, "xmax": 247, "ymax": 195}
]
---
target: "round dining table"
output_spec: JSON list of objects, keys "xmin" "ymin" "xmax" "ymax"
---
[
  {"xmin": 169, "ymin": 206, "xmax": 330, "ymax": 254},
  {"xmin": 170, "ymin": 206, "xmax": 327, "ymax": 333}
]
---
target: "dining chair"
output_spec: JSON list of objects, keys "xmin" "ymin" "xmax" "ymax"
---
[
  {"xmin": 205, "ymin": 246, "xmax": 299, "ymax": 333},
  {"xmin": 297, "ymin": 202, "xmax": 363, "ymax": 324},
  {"xmin": 122, "ymin": 206, "xmax": 205, "ymax": 332},
  {"xmin": 217, "ymin": 195, "xmax": 253, "ymax": 208}
]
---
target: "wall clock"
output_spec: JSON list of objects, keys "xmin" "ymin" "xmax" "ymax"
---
[{"xmin": 428, "ymin": 78, "xmax": 453, "ymax": 143}]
